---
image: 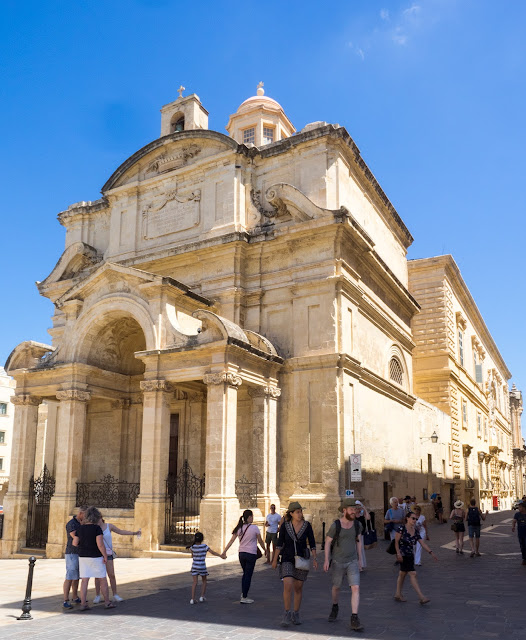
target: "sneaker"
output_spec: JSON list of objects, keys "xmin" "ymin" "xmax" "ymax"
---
[
  {"xmin": 112, "ymin": 595, "xmax": 124, "ymax": 602},
  {"xmin": 470, "ymin": 551, "xmax": 475, "ymax": 558},
  {"xmin": 460, "ymin": 549, "xmax": 464, "ymax": 555},
  {"xmin": 455, "ymin": 548, "xmax": 459, "ymax": 554},
  {"xmin": 281, "ymin": 610, "xmax": 292, "ymax": 627},
  {"xmin": 350, "ymin": 614, "xmax": 364, "ymax": 631},
  {"xmin": 190, "ymin": 599, "xmax": 196, "ymax": 605},
  {"xmin": 328, "ymin": 603, "xmax": 339, "ymax": 622},
  {"xmin": 199, "ymin": 596, "xmax": 206, "ymax": 602},
  {"xmin": 292, "ymin": 611, "xmax": 301, "ymax": 625},
  {"xmin": 63, "ymin": 601, "xmax": 74, "ymax": 609},
  {"xmin": 240, "ymin": 597, "xmax": 254, "ymax": 604},
  {"xmin": 72, "ymin": 597, "xmax": 81, "ymax": 604},
  {"xmin": 93, "ymin": 595, "xmax": 102, "ymax": 604}
]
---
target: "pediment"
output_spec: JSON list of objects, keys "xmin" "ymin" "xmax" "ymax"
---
[
  {"xmin": 39, "ymin": 242, "xmax": 102, "ymax": 289},
  {"xmin": 103, "ymin": 130, "xmax": 240, "ymax": 192}
]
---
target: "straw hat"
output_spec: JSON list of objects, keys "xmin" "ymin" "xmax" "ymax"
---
[{"xmin": 454, "ymin": 500, "xmax": 464, "ymax": 509}]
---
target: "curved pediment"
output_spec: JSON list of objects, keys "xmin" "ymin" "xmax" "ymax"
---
[
  {"xmin": 102, "ymin": 130, "xmax": 242, "ymax": 193},
  {"xmin": 5, "ymin": 341, "xmax": 55, "ymax": 374},
  {"xmin": 39, "ymin": 242, "xmax": 102, "ymax": 290}
]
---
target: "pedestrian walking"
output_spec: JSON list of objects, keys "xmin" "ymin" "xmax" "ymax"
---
[
  {"xmin": 324, "ymin": 498, "xmax": 364, "ymax": 632},
  {"xmin": 72, "ymin": 506, "xmax": 115, "ymax": 610},
  {"xmin": 264, "ymin": 504, "xmax": 281, "ymax": 564},
  {"xmin": 93, "ymin": 517, "xmax": 141, "ymax": 603},
  {"xmin": 271, "ymin": 501, "xmax": 317, "ymax": 627},
  {"xmin": 413, "ymin": 506, "xmax": 428, "ymax": 566},
  {"xmin": 355, "ymin": 499, "xmax": 370, "ymax": 571},
  {"xmin": 450, "ymin": 500, "xmax": 466, "ymax": 554},
  {"xmin": 384, "ymin": 497, "xmax": 405, "ymax": 541},
  {"xmin": 221, "ymin": 509, "xmax": 265, "ymax": 604},
  {"xmin": 62, "ymin": 506, "xmax": 87, "ymax": 609},
  {"xmin": 511, "ymin": 500, "xmax": 526, "ymax": 565},
  {"xmin": 436, "ymin": 494, "xmax": 444, "ymax": 523},
  {"xmin": 466, "ymin": 498, "xmax": 488, "ymax": 557},
  {"xmin": 187, "ymin": 531, "xmax": 224, "ymax": 604},
  {"xmin": 394, "ymin": 511, "xmax": 437, "ymax": 604},
  {"xmin": 402, "ymin": 496, "xmax": 413, "ymax": 514}
]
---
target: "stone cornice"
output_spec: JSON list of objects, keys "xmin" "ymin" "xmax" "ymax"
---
[
  {"xmin": 203, "ymin": 372, "xmax": 242, "ymax": 388},
  {"xmin": 57, "ymin": 198, "xmax": 109, "ymax": 227},
  {"xmin": 11, "ymin": 394, "xmax": 42, "ymax": 406}
]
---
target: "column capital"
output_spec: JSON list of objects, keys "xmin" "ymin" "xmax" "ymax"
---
[
  {"xmin": 56, "ymin": 389, "xmax": 91, "ymax": 402},
  {"xmin": 11, "ymin": 394, "xmax": 42, "ymax": 406},
  {"xmin": 140, "ymin": 380, "xmax": 173, "ymax": 393},
  {"xmin": 111, "ymin": 398, "xmax": 132, "ymax": 409},
  {"xmin": 248, "ymin": 386, "xmax": 281, "ymax": 399},
  {"xmin": 203, "ymin": 372, "xmax": 242, "ymax": 388}
]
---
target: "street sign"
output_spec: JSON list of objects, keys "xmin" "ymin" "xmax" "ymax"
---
[
  {"xmin": 350, "ymin": 454, "xmax": 362, "ymax": 482},
  {"xmin": 345, "ymin": 489, "xmax": 355, "ymax": 498}
]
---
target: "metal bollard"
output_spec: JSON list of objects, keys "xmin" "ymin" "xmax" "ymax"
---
[
  {"xmin": 17, "ymin": 556, "xmax": 37, "ymax": 620},
  {"xmin": 321, "ymin": 521, "xmax": 326, "ymax": 550}
]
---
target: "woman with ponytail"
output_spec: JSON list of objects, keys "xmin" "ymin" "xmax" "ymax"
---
[{"xmin": 221, "ymin": 509, "xmax": 266, "ymax": 604}]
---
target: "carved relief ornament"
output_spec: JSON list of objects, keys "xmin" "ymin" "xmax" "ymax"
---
[
  {"xmin": 248, "ymin": 386, "xmax": 282, "ymax": 399},
  {"xmin": 56, "ymin": 389, "xmax": 91, "ymax": 402},
  {"xmin": 140, "ymin": 380, "xmax": 174, "ymax": 393},
  {"xmin": 145, "ymin": 144, "xmax": 201, "ymax": 175},
  {"xmin": 11, "ymin": 394, "xmax": 42, "ymax": 406},
  {"xmin": 203, "ymin": 373, "xmax": 242, "ymax": 388}
]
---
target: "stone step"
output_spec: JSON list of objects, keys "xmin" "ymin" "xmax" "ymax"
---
[
  {"xmin": 159, "ymin": 544, "xmax": 192, "ymax": 553},
  {"xmin": 150, "ymin": 549, "xmax": 191, "ymax": 559},
  {"xmin": 13, "ymin": 548, "xmax": 46, "ymax": 559}
]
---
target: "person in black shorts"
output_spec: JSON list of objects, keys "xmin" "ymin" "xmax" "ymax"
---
[{"xmin": 394, "ymin": 512, "xmax": 437, "ymax": 605}]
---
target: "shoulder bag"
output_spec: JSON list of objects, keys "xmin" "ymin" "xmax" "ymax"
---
[
  {"xmin": 290, "ymin": 523, "xmax": 311, "ymax": 570},
  {"xmin": 363, "ymin": 519, "xmax": 378, "ymax": 550},
  {"xmin": 239, "ymin": 524, "xmax": 263, "ymax": 560}
]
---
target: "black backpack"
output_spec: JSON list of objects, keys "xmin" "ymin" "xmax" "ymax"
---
[
  {"xmin": 467, "ymin": 507, "xmax": 480, "ymax": 526},
  {"xmin": 330, "ymin": 519, "xmax": 361, "ymax": 562}
]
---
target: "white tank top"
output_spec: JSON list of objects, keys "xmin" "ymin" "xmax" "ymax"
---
[{"xmin": 102, "ymin": 524, "xmax": 113, "ymax": 552}]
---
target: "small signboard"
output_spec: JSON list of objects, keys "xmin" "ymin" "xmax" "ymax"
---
[
  {"xmin": 345, "ymin": 489, "xmax": 355, "ymax": 498},
  {"xmin": 350, "ymin": 454, "xmax": 362, "ymax": 482}
]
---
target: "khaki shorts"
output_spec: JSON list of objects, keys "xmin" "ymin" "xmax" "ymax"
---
[{"xmin": 331, "ymin": 559, "xmax": 360, "ymax": 587}]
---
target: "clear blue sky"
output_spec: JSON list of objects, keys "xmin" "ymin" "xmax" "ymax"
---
[{"xmin": 1, "ymin": 1, "xmax": 525, "ymax": 408}]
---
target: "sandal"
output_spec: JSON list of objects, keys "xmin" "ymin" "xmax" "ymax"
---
[
  {"xmin": 394, "ymin": 596, "xmax": 407, "ymax": 602},
  {"xmin": 80, "ymin": 606, "xmax": 92, "ymax": 611},
  {"xmin": 419, "ymin": 598, "xmax": 431, "ymax": 605},
  {"xmin": 104, "ymin": 603, "xmax": 117, "ymax": 609}
]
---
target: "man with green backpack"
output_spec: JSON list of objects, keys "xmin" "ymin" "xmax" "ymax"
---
[{"xmin": 324, "ymin": 497, "xmax": 364, "ymax": 631}]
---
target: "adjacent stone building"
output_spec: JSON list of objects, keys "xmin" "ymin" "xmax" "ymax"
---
[
  {"xmin": 0, "ymin": 86, "xmax": 515, "ymax": 557},
  {"xmin": 0, "ymin": 368, "xmax": 16, "ymax": 505},
  {"xmin": 408, "ymin": 256, "xmax": 514, "ymax": 511},
  {"xmin": 510, "ymin": 384, "xmax": 525, "ymax": 499}
]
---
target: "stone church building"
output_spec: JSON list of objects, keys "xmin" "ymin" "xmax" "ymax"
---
[{"xmin": 1, "ymin": 85, "xmax": 512, "ymax": 557}]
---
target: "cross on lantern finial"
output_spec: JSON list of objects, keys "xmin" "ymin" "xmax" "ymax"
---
[{"xmin": 178, "ymin": 85, "xmax": 185, "ymax": 98}]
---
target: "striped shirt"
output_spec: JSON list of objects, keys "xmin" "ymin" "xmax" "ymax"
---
[{"xmin": 190, "ymin": 544, "xmax": 209, "ymax": 575}]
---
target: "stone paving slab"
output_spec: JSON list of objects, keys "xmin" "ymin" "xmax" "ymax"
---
[{"xmin": 1, "ymin": 511, "xmax": 524, "ymax": 639}]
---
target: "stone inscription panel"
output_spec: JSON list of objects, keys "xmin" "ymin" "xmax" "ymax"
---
[{"xmin": 142, "ymin": 192, "xmax": 200, "ymax": 239}]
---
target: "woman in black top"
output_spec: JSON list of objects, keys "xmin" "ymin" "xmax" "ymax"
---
[
  {"xmin": 73, "ymin": 506, "xmax": 115, "ymax": 610},
  {"xmin": 271, "ymin": 501, "xmax": 317, "ymax": 627}
]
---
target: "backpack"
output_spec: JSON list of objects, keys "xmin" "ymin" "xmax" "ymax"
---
[
  {"xmin": 330, "ymin": 519, "xmax": 361, "ymax": 563},
  {"xmin": 467, "ymin": 507, "xmax": 480, "ymax": 526}
]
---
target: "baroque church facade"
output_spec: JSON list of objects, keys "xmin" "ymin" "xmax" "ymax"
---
[{"xmin": 0, "ymin": 85, "xmax": 516, "ymax": 557}]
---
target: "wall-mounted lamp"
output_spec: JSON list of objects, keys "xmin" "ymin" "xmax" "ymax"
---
[{"xmin": 420, "ymin": 431, "xmax": 439, "ymax": 444}]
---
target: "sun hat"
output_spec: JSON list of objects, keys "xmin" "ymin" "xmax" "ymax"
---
[
  {"xmin": 454, "ymin": 500, "xmax": 464, "ymax": 509},
  {"xmin": 338, "ymin": 498, "xmax": 359, "ymax": 511},
  {"xmin": 287, "ymin": 501, "xmax": 303, "ymax": 512}
]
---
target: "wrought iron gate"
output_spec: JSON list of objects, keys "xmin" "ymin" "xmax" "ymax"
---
[
  {"xmin": 26, "ymin": 465, "xmax": 55, "ymax": 548},
  {"xmin": 165, "ymin": 460, "xmax": 205, "ymax": 546}
]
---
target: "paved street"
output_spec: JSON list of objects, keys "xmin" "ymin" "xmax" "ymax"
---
[{"xmin": 1, "ymin": 510, "xmax": 524, "ymax": 639}]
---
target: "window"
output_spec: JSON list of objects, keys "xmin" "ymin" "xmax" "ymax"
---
[
  {"xmin": 243, "ymin": 127, "xmax": 255, "ymax": 144},
  {"xmin": 0, "ymin": 403, "xmax": 6, "ymax": 415},
  {"xmin": 458, "ymin": 329, "xmax": 464, "ymax": 366},
  {"xmin": 263, "ymin": 126, "xmax": 274, "ymax": 144},
  {"xmin": 484, "ymin": 417, "xmax": 488, "ymax": 440},
  {"xmin": 477, "ymin": 414, "xmax": 482, "ymax": 437},
  {"xmin": 171, "ymin": 116, "xmax": 185, "ymax": 133},
  {"xmin": 0, "ymin": 458, "xmax": 3, "ymax": 471},
  {"xmin": 462, "ymin": 400, "xmax": 468, "ymax": 429},
  {"xmin": 389, "ymin": 357, "xmax": 403, "ymax": 385},
  {"xmin": 0, "ymin": 431, "xmax": 4, "ymax": 443}
]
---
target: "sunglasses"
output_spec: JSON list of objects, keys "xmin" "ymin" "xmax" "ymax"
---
[{"xmin": 409, "ymin": 516, "xmax": 418, "ymax": 520}]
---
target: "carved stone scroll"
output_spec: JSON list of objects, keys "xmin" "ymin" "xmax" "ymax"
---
[
  {"xmin": 56, "ymin": 389, "xmax": 91, "ymax": 402},
  {"xmin": 203, "ymin": 373, "xmax": 242, "ymax": 388},
  {"xmin": 140, "ymin": 380, "xmax": 174, "ymax": 393},
  {"xmin": 11, "ymin": 394, "xmax": 42, "ymax": 406},
  {"xmin": 248, "ymin": 386, "xmax": 281, "ymax": 399}
]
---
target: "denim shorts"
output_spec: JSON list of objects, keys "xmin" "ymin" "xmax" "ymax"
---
[
  {"xmin": 65, "ymin": 553, "xmax": 80, "ymax": 580},
  {"xmin": 331, "ymin": 559, "xmax": 360, "ymax": 587},
  {"xmin": 468, "ymin": 525, "xmax": 481, "ymax": 538}
]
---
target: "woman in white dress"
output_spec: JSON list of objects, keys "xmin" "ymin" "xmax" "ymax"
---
[
  {"xmin": 93, "ymin": 517, "xmax": 141, "ymax": 603},
  {"xmin": 413, "ymin": 506, "xmax": 428, "ymax": 566}
]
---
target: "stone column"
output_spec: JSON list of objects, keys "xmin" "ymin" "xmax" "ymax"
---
[
  {"xmin": 248, "ymin": 385, "xmax": 281, "ymax": 514},
  {"xmin": 115, "ymin": 399, "xmax": 132, "ymax": 482},
  {"xmin": 133, "ymin": 380, "xmax": 173, "ymax": 553},
  {"xmin": 1, "ymin": 394, "xmax": 42, "ymax": 556},
  {"xmin": 200, "ymin": 372, "xmax": 241, "ymax": 551},
  {"xmin": 46, "ymin": 389, "xmax": 91, "ymax": 558}
]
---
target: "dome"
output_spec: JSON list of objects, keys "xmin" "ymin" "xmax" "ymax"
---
[{"xmin": 237, "ymin": 94, "xmax": 283, "ymax": 114}]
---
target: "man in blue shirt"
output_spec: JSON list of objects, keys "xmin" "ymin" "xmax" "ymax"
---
[
  {"xmin": 62, "ymin": 506, "xmax": 87, "ymax": 609},
  {"xmin": 512, "ymin": 501, "xmax": 526, "ymax": 565}
]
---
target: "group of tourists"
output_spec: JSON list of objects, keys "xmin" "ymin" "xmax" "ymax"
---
[{"xmin": 61, "ymin": 495, "xmax": 526, "ymax": 632}]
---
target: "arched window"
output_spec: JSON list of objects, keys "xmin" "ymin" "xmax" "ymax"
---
[
  {"xmin": 389, "ymin": 357, "xmax": 403, "ymax": 385},
  {"xmin": 171, "ymin": 115, "xmax": 185, "ymax": 133}
]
